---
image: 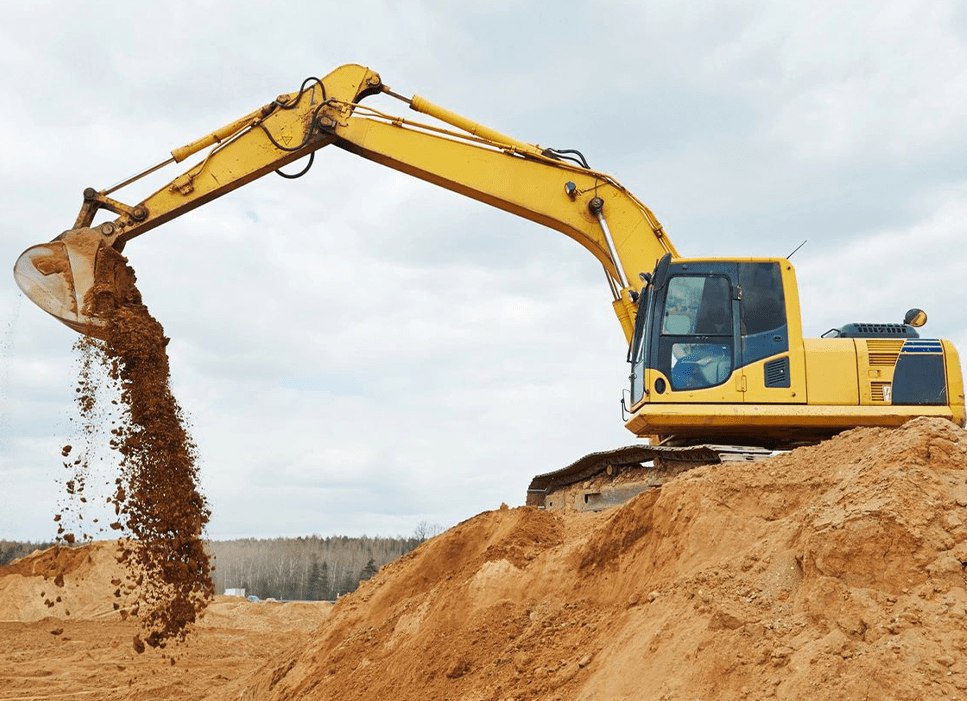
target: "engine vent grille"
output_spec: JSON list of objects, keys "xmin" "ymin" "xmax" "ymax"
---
[
  {"xmin": 764, "ymin": 356, "xmax": 790, "ymax": 388},
  {"xmin": 870, "ymin": 382, "xmax": 892, "ymax": 402},
  {"xmin": 852, "ymin": 323, "xmax": 909, "ymax": 335},
  {"xmin": 866, "ymin": 339, "xmax": 904, "ymax": 366}
]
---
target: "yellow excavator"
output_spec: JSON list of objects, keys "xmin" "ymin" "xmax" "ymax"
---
[{"xmin": 14, "ymin": 64, "xmax": 966, "ymax": 510}]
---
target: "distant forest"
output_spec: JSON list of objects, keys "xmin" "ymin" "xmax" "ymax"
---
[
  {"xmin": 1, "ymin": 523, "xmax": 443, "ymax": 601},
  {"xmin": 0, "ymin": 540, "xmax": 58, "ymax": 567},
  {"xmin": 207, "ymin": 533, "xmax": 429, "ymax": 601}
]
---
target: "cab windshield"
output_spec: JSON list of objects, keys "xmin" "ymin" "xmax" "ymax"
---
[{"xmin": 661, "ymin": 276, "xmax": 732, "ymax": 391}]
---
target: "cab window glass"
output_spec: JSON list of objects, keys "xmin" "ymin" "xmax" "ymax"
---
[
  {"xmin": 629, "ymin": 288, "xmax": 651, "ymax": 405},
  {"xmin": 739, "ymin": 263, "xmax": 785, "ymax": 335},
  {"xmin": 739, "ymin": 262, "xmax": 788, "ymax": 364},
  {"xmin": 662, "ymin": 276, "xmax": 731, "ymax": 336},
  {"xmin": 660, "ymin": 275, "xmax": 733, "ymax": 391},
  {"xmin": 670, "ymin": 342, "xmax": 732, "ymax": 391}
]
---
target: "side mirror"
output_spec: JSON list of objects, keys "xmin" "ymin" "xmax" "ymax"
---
[{"xmin": 903, "ymin": 308, "xmax": 927, "ymax": 328}]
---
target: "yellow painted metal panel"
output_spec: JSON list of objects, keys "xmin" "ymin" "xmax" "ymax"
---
[
  {"xmin": 855, "ymin": 339, "xmax": 901, "ymax": 404},
  {"xmin": 740, "ymin": 352, "xmax": 805, "ymax": 404},
  {"xmin": 943, "ymin": 341, "xmax": 967, "ymax": 427},
  {"xmin": 625, "ymin": 400, "xmax": 960, "ymax": 445},
  {"xmin": 803, "ymin": 339, "xmax": 859, "ymax": 405}
]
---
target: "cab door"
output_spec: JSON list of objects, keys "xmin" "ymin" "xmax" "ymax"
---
[{"xmin": 650, "ymin": 262, "xmax": 745, "ymax": 404}]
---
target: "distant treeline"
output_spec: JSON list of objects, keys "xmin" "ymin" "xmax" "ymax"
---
[
  {"xmin": 207, "ymin": 533, "xmax": 434, "ymax": 601},
  {"xmin": 1, "ymin": 525, "xmax": 443, "ymax": 601},
  {"xmin": 0, "ymin": 540, "xmax": 58, "ymax": 566}
]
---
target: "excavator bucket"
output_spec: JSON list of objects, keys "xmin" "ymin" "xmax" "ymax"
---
[{"xmin": 13, "ymin": 227, "xmax": 111, "ymax": 339}]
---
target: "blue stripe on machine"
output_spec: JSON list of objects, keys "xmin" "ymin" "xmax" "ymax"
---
[{"xmin": 901, "ymin": 340, "xmax": 943, "ymax": 353}]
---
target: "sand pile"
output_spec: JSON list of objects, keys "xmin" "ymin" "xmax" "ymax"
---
[
  {"xmin": 207, "ymin": 417, "xmax": 967, "ymax": 701},
  {"xmin": 0, "ymin": 550, "xmax": 333, "ymax": 701},
  {"xmin": 0, "ymin": 541, "xmax": 137, "ymax": 622},
  {"xmin": 0, "ymin": 544, "xmax": 332, "ymax": 629},
  {"xmin": 198, "ymin": 596, "xmax": 333, "ymax": 633}
]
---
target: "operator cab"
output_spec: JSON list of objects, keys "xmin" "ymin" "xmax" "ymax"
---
[{"xmin": 628, "ymin": 255, "xmax": 790, "ymax": 405}]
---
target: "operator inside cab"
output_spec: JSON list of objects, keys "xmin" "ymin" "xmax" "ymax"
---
[{"xmin": 663, "ymin": 277, "xmax": 732, "ymax": 391}]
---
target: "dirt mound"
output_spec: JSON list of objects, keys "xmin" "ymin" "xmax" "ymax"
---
[
  {"xmin": 207, "ymin": 417, "xmax": 967, "ymax": 701},
  {"xmin": 0, "ymin": 541, "xmax": 137, "ymax": 622},
  {"xmin": 0, "ymin": 544, "xmax": 332, "ymax": 632},
  {"xmin": 197, "ymin": 596, "xmax": 333, "ymax": 633}
]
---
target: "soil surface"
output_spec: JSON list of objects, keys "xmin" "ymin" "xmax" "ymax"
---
[
  {"xmin": 4, "ymin": 417, "xmax": 967, "ymax": 701},
  {"xmin": 0, "ymin": 541, "xmax": 332, "ymax": 700}
]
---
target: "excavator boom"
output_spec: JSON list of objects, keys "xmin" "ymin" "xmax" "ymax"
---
[{"xmin": 14, "ymin": 64, "xmax": 675, "ymax": 342}]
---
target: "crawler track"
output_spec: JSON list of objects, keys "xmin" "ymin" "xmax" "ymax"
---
[{"xmin": 527, "ymin": 444, "xmax": 773, "ymax": 511}]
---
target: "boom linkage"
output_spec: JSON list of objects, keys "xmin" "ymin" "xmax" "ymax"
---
[{"xmin": 14, "ymin": 64, "xmax": 675, "ymax": 342}]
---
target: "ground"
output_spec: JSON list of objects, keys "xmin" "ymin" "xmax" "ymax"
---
[
  {"xmin": 0, "ymin": 597, "xmax": 331, "ymax": 700},
  {"xmin": 3, "ymin": 417, "xmax": 967, "ymax": 701}
]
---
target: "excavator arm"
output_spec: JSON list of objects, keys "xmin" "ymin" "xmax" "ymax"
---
[{"xmin": 14, "ymin": 64, "xmax": 676, "ymax": 341}]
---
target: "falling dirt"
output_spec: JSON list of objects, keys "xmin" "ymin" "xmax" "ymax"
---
[{"xmin": 52, "ymin": 244, "xmax": 213, "ymax": 652}]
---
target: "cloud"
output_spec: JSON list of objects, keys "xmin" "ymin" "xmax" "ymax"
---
[
  {"xmin": 2, "ymin": 1, "xmax": 965, "ymax": 540},
  {"xmin": 796, "ymin": 181, "xmax": 967, "ymax": 348}
]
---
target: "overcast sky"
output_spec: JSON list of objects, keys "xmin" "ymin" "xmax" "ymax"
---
[{"xmin": 2, "ymin": 0, "xmax": 966, "ymax": 541}]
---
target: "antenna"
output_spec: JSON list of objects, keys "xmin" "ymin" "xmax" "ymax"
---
[{"xmin": 787, "ymin": 240, "xmax": 807, "ymax": 258}]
